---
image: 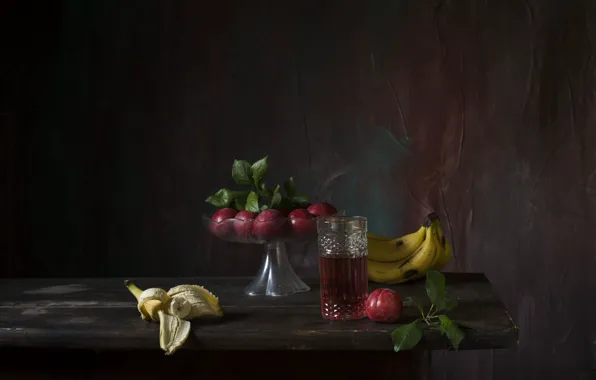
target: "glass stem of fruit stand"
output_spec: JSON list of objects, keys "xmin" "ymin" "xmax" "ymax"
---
[{"xmin": 244, "ymin": 241, "xmax": 311, "ymax": 297}]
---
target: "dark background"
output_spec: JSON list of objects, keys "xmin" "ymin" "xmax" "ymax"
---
[{"xmin": 2, "ymin": 0, "xmax": 596, "ymax": 379}]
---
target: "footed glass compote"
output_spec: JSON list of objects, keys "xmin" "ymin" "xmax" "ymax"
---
[{"xmin": 202, "ymin": 212, "xmax": 315, "ymax": 297}]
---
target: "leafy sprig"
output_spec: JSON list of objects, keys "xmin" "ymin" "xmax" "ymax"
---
[
  {"xmin": 391, "ymin": 270, "xmax": 465, "ymax": 352},
  {"xmin": 206, "ymin": 156, "xmax": 310, "ymax": 211}
]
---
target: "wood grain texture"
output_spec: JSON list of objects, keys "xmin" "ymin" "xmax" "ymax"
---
[
  {"xmin": 0, "ymin": 274, "xmax": 516, "ymax": 351},
  {"xmin": 2, "ymin": 0, "xmax": 596, "ymax": 379}
]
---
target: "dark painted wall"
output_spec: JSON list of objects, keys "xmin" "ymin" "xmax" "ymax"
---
[{"xmin": 2, "ymin": 1, "xmax": 596, "ymax": 379}]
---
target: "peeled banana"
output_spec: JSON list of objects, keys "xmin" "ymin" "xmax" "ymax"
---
[
  {"xmin": 367, "ymin": 213, "xmax": 453, "ymax": 284},
  {"xmin": 167, "ymin": 285, "xmax": 224, "ymax": 319},
  {"xmin": 125, "ymin": 280, "xmax": 223, "ymax": 355}
]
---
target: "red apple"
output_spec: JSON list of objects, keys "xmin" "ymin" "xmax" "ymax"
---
[
  {"xmin": 288, "ymin": 208, "xmax": 316, "ymax": 237},
  {"xmin": 307, "ymin": 202, "xmax": 338, "ymax": 217},
  {"xmin": 253, "ymin": 209, "xmax": 286, "ymax": 240},
  {"xmin": 366, "ymin": 288, "xmax": 403, "ymax": 323},
  {"xmin": 234, "ymin": 210, "xmax": 256, "ymax": 239},
  {"xmin": 209, "ymin": 208, "xmax": 237, "ymax": 238}
]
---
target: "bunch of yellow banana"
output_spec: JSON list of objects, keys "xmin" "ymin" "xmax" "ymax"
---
[
  {"xmin": 125, "ymin": 280, "xmax": 224, "ymax": 355},
  {"xmin": 367, "ymin": 213, "xmax": 453, "ymax": 284}
]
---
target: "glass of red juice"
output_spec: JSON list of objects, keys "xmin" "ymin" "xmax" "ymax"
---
[{"xmin": 316, "ymin": 216, "xmax": 368, "ymax": 320}]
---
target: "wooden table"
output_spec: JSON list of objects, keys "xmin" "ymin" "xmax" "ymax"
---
[{"xmin": 0, "ymin": 273, "xmax": 517, "ymax": 379}]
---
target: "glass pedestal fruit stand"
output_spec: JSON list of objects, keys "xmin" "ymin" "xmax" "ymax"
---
[{"xmin": 203, "ymin": 213, "xmax": 314, "ymax": 297}]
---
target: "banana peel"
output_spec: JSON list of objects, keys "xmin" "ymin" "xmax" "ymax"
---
[
  {"xmin": 125, "ymin": 280, "xmax": 224, "ymax": 355},
  {"xmin": 167, "ymin": 285, "xmax": 224, "ymax": 319},
  {"xmin": 158, "ymin": 310, "xmax": 191, "ymax": 355}
]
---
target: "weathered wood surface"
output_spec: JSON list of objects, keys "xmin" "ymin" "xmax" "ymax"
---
[{"xmin": 0, "ymin": 273, "xmax": 516, "ymax": 352}]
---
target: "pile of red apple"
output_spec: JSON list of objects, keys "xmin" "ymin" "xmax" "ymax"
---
[{"xmin": 209, "ymin": 202, "xmax": 338, "ymax": 242}]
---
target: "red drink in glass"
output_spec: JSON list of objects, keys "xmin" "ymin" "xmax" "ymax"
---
[
  {"xmin": 319, "ymin": 255, "xmax": 368, "ymax": 320},
  {"xmin": 317, "ymin": 216, "xmax": 369, "ymax": 321}
]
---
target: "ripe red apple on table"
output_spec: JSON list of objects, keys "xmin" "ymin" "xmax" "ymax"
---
[
  {"xmin": 209, "ymin": 208, "xmax": 238, "ymax": 238},
  {"xmin": 233, "ymin": 210, "xmax": 256, "ymax": 239},
  {"xmin": 307, "ymin": 202, "xmax": 338, "ymax": 217},
  {"xmin": 253, "ymin": 209, "xmax": 287, "ymax": 240},
  {"xmin": 366, "ymin": 288, "xmax": 403, "ymax": 323},
  {"xmin": 288, "ymin": 208, "xmax": 316, "ymax": 237}
]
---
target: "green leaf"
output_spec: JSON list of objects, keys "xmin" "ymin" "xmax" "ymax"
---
[
  {"xmin": 231, "ymin": 160, "xmax": 253, "ymax": 186},
  {"xmin": 260, "ymin": 204, "xmax": 269, "ymax": 211},
  {"xmin": 270, "ymin": 193, "xmax": 282, "ymax": 209},
  {"xmin": 391, "ymin": 320, "xmax": 423, "ymax": 352},
  {"xmin": 245, "ymin": 191, "xmax": 260, "ymax": 213},
  {"xmin": 259, "ymin": 182, "xmax": 272, "ymax": 198},
  {"xmin": 425, "ymin": 270, "xmax": 449, "ymax": 311},
  {"xmin": 229, "ymin": 191, "xmax": 249, "ymax": 211},
  {"xmin": 438, "ymin": 315, "xmax": 465, "ymax": 350},
  {"xmin": 205, "ymin": 188, "xmax": 234, "ymax": 208},
  {"xmin": 231, "ymin": 190, "xmax": 249, "ymax": 198},
  {"xmin": 251, "ymin": 156, "xmax": 269, "ymax": 187},
  {"xmin": 284, "ymin": 177, "xmax": 296, "ymax": 197},
  {"xmin": 291, "ymin": 194, "xmax": 310, "ymax": 207},
  {"xmin": 270, "ymin": 185, "xmax": 282, "ymax": 208},
  {"xmin": 234, "ymin": 197, "xmax": 246, "ymax": 211}
]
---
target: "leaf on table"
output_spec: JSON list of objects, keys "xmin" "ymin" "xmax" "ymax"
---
[
  {"xmin": 391, "ymin": 320, "xmax": 423, "ymax": 352},
  {"xmin": 425, "ymin": 270, "xmax": 449, "ymax": 311},
  {"xmin": 438, "ymin": 315, "xmax": 465, "ymax": 350}
]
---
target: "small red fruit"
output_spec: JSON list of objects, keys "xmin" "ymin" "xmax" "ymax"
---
[
  {"xmin": 307, "ymin": 202, "xmax": 338, "ymax": 217},
  {"xmin": 253, "ymin": 209, "xmax": 286, "ymax": 240},
  {"xmin": 209, "ymin": 208, "xmax": 238, "ymax": 238},
  {"xmin": 234, "ymin": 210, "xmax": 256, "ymax": 239},
  {"xmin": 366, "ymin": 288, "xmax": 403, "ymax": 323},
  {"xmin": 288, "ymin": 208, "xmax": 316, "ymax": 237}
]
